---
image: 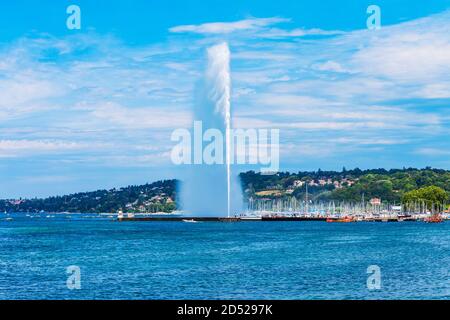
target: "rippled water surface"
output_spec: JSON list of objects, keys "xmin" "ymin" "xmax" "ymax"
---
[{"xmin": 0, "ymin": 213, "xmax": 449, "ymax": 299}]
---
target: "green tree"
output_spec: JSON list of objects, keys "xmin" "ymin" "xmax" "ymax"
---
[{"xmin": 402, "ymin": 186, "xmax": 448, "ymax": 210}]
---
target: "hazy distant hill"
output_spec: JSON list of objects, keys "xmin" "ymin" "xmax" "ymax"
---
[{"xmin": 2, "ymin": 168, "xmax": 450, "ymax": 213}]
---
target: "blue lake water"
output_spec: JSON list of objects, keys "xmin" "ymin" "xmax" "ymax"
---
[{"xmin": 0, "ymin": 213, "xmax": 449, "ymax": 300}]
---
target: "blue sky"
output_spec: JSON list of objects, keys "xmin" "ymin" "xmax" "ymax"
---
[{"xmin": 1, "ymin": 0, "xmax": 450, "ymax": 198}]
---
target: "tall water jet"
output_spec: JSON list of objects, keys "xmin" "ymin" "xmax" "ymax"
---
[{"xmin": 180, "ymin": 42, "xmax": 242, "ymax": 217}]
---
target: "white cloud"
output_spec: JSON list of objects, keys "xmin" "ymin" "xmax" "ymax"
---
[
  {"xmin": 352, "ymin": 38, "xmax": 450, "ymax": 82},
  {"xmin": 0, "ymin": 140, "xmax": 105, "ymax": 158},
  {"xmin": 256, "ymin": 27, "xmax": 343, "ymax": 39},
  {"xmin": 312, "ymin": 60, "xmax": 349, "ymax": 73},
  {"xmin": 88, "ymin": 102, "xmax": 191, "ymax": 129},
  {"xmin": 169, "ymin": 17, "xmax": 289, "ymax": 34},
  {"xmin": 232, "ymin": 87, "xmax": 256, "ymax": 98},
  {"xmin": 0, "ymin": 71, "xmax": 67, "ymax": 120},
  {"xmin": 169, "ymin": 17, "xmax": 343, "ymax": 39},
  {"xmin": 348, "ymin": 12, "xmax": 450, "ymax": 83},
  {"xmin": 417, "ymin": 83, "xmax": 450, "ymax": 99}
]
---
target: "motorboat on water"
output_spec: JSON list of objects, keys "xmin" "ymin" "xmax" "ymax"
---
[
  {"xmin": 326, "ymin": 216, "xmax": 355, "ymax": 223},
  {"xmin": 182, "ymin": 219, "xmax": 198, "ymax": 223},
  {"xmin": 241, "ymin": 216, "xmax": 262, "ymax": 221},
  {"xmin": 424, "ymin": 214, "xmax": 444, "ymax": 223}
]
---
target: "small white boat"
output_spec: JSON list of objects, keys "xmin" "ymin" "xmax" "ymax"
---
[
  {"xmin": 241, "ymin": 216, "xmax": 262, "ymax": 221},
  {"xmin": 182, "ymin": 219, "xmax": 198, "ymax": 223},
  {"xmin": 5, "ymin": 217, "xmax": 13, "ymax": 221}
]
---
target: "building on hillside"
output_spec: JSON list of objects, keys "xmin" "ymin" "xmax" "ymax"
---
[
  {"xmin": 309, "ymin": 180, "xmax": 318, "ymax": 187},
  {"xmin": 293, "ymin": 180, "xmax": 304, "ymax": 188},
  {"xmin": 370, "ymin": 198, "xmax": 381, "ymax": 206}
]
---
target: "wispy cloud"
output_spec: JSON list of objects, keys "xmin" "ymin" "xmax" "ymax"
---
[
  {"xmin": 170, "ymin": 17, "xmax": 343, "ymax": 38},
  {"xmin": 0, "ymin": 139, "xmax": 107, "ymax": 158},
  {"xmin": 87, "ymin": 102, "xmax": 191, "ymax": 129},
  {"xmin": 169, "ymin": 17, "xmax": 289, "ymax": 34}
]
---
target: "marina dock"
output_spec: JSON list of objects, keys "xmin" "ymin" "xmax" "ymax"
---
[
  {"xmin": 116, "ymin": 212, "xmax": 448, "ymax": 222},
  {"xmin": 116, "ymin": 215, "xmax": 445, "ymax": 222},
  {"xmin": 117, "ymin": 216, "xmax": 241, "ymax": 222}
]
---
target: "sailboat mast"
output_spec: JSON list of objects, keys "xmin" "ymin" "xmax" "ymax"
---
[{"xmin": 305, "ymin": 182, "xmax": 309, "ymax": 215}]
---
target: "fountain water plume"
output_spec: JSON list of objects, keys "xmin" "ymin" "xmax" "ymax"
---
[
  {"xmin": 180, "ymin": 42, "xmax": 242, "ymax": 217},
  {"xmin": 206, "ymin": 43, "xmax": 232, "ymax": 218}
]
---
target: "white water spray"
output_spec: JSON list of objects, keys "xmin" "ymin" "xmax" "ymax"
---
[
  {"xmin": 180, "ymin": 42, "xmax": 241, "ymax": 217},
  {"xmin": 206, "ymin": 43, "xmax": 232, "ymax": 218}
]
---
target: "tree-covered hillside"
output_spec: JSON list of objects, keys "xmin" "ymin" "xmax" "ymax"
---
[
  {"xmin": 0, "ymin": 180, "xmax": 177, "ymax": 213},
  {"xmin": 2, "ymin": 168, "xmax": 450, "ymax": 213},
  {"xmin": 240, "ymin": 167, "xmax": 450, "ymax": 204}
]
